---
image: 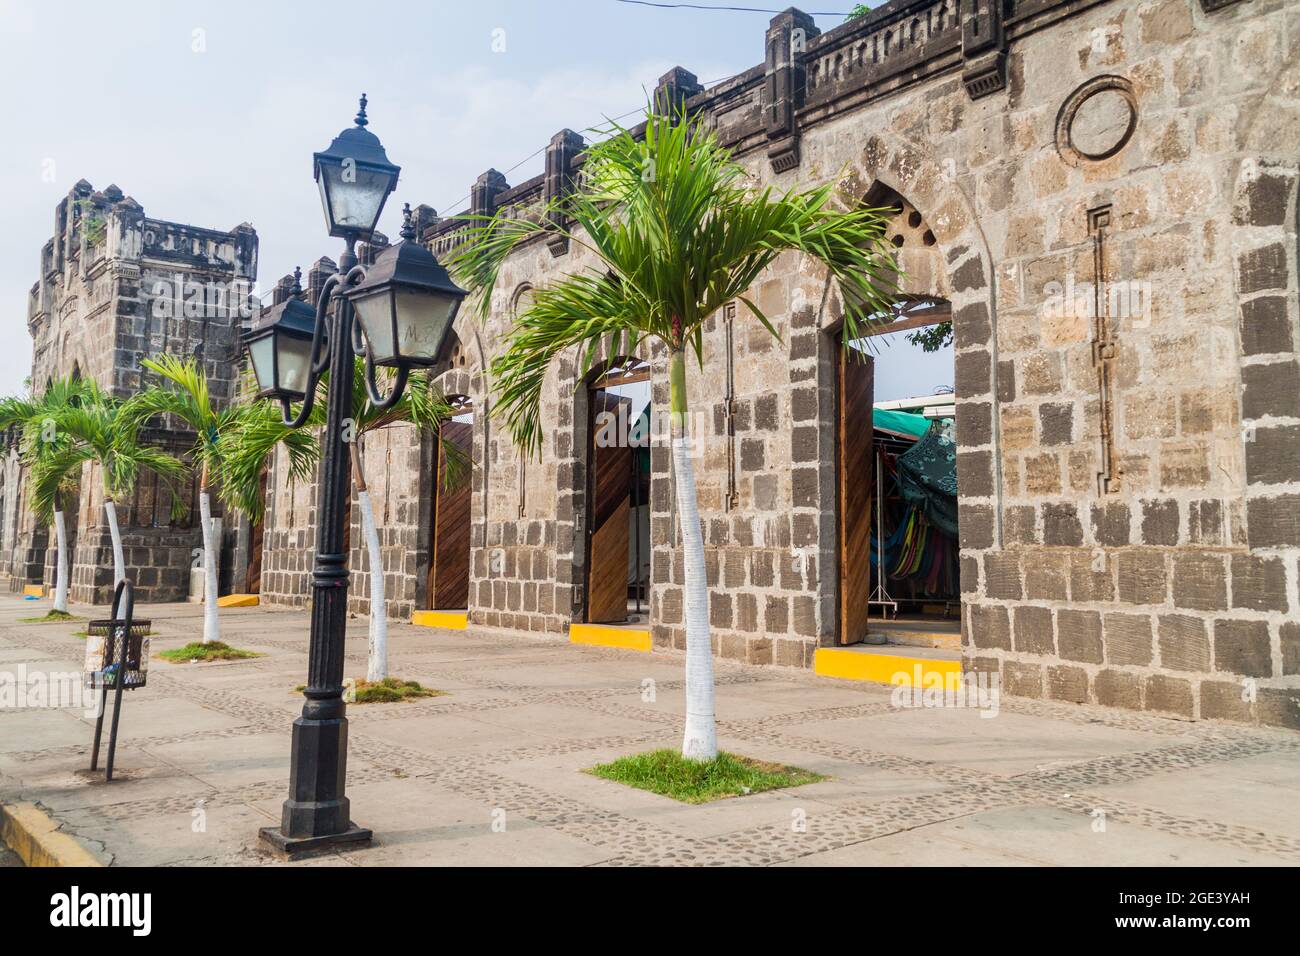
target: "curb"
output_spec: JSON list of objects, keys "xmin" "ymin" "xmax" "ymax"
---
[
  {"xmin": 569, "ymin": 623, "xmax": 652, "ymax": 653},
  {"xmin": 411, "ymin": 610, "xmax": 468, "ymax": 630},
  {"xmin": 814, "ymin": 647, "xmax": 963, "ymax": 687},
  {"xmin": 0, "ymin": 801, "xmax": 104, "ymax": 867}
]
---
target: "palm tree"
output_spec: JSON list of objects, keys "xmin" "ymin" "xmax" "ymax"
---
[
  {"xmin": 124, "ymin": 356, "xmax": 316, "ymax": 644},
  {"xmin": 222, "ymin": 358, "xmax": 463, "ymax": 681},
  {"xmin": 450, "ymin": 104, "xmax": 898, "ymax": 761},
  {"xmin": 341, "ymin": 361, "xmax": 466, "ymax": 682},
  {"xmin": 0, "ymin": 377, "xmax": 93, "ymax": 613},
  {"xmin": 32, "ymin": 380, "xmax": 188, "ymax": 591}
]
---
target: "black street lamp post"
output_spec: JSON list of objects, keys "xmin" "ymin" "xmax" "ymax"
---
[{"xmin": 249, "ymin": 96, "xmax": 466, "ymax": 855}]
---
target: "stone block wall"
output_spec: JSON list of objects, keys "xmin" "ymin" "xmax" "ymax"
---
[{"xmin": 252, "ymin": 0, "xmax": 1298, "ymax": 728}]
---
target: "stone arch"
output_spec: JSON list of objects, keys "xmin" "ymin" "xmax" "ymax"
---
[
  {"xmin": 510, "ymin": 282, "xmax": 535, "ymax": 316},
  {"xmin": 804, "ymin": 132, "xmax": 1000, "ymax": 644},
  {"xmin": 430, "ymin": 367, "xmax": 476, "ymax": 403},
  {"xmin": 862, "ymin": 180, "xmax": 951, "ymax": 305}
]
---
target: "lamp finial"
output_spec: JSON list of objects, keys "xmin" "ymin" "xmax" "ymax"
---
[
  {"xmin": 355, "ymin": 94, "xmax": 369, "ymax": 128},
  {"xmin": 291, "ymin": 265, "xmax": 303, "ymax": 295},
  {"xmin": 400, "ymin": 202, "xmax": 416, "ymax": 241}
]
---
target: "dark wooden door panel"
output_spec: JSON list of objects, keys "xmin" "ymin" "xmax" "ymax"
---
[
  {"xmin": 587, "ymin": 391, "xmax": 633, "ymax": 623},
  {"xmin": 839, "ymin": 344, "xmax": 874, "ymax": 645},
  {"xmin": 247, "ymin": 467, "xmax": 267, "ymax": 594},
  {"xmin": 431, "ymin": 419, "xmax": 473, "ymax": 610}
]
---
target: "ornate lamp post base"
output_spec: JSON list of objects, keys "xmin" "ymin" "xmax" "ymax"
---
[
  {"xmin": 258, "ymin": 705, "xmax": 373, "ymax": 857},
  {"xmin": 259, "ymin": 823, "xmax": 373, "ymax": 858}
]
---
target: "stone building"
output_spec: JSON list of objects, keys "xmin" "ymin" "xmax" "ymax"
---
[
  {"xmin": 264, "ymin": 0, "xmax": 1296, "ymax": 729},
  {"xmin": 1, "ymin": 180, "xmax": 258, "ymax": 603}
]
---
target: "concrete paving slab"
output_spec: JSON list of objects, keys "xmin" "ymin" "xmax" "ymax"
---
[
  {"xmin": 795, "ymin": 707, "xmax": 1171, "ymax": 778},
  {"xmin": 0, "ymin": 710, "xmax": 94, "ymax": 753},
  {"xmin": 2, "ymin": 595, "xmax": 1298, "ymax": 867},
  {"xmin": 57, "ymin": 800, "xmax": 277, "ymax": 867},
  {"xmin": 72, "ymin": 696, "xmax": 246, "ymax": 737},
  {"xmin": 1091, "ymin": 752, "xmax": 1300, "ymax": 840},
  {"xmin": 466, "ymin": 701, "xmax": 659, "ymax": 740},
  {"xmin": 1, "ymin": 747, "xmax": 215, "ymax": 813},
  {"xmin": 144, "ymin": 731, "xmax": 291, "ymax": 790},
  {"xmin": 357, "ymin": 712, "xmax": 545, "ymax": 755},
  {"xmin": 776, "ymin": 805, "xmax": 1294, "ymax": 867}
]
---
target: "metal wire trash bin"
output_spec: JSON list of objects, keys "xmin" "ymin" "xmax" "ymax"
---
[
  {"xmin": 83, "ymin": 619, "xmax": 151, "ymax": 690},
  {"xmin": 85, "ymin": 580, "xmax": 147, "ymax": 780}
]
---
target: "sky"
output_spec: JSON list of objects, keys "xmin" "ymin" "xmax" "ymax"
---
[{"xmin": 0, "ymin": 0, "xmax": 950, "ymax": 401}]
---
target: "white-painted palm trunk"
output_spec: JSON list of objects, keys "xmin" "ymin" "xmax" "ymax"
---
[
  {"xmin": 672, "ymin": 434, "xmax": 717, "ymax": 761},
  {"xmin": 52, "ymin": 510, "xmax": 70, "ymax": 613},
  {"xmin": 357, "ymin": 489, "xmax": 387, "ymax": 682},
  {"xmin": 102, "ymin": 496, "xmax": 124, "ymax": 616},
  {"xmin": 103, "ymin": 499, "xmax": 125, "ymax": 586},
  {"xmin": 198, "ymin": 490, "xmax": 220, "ymax": 645}
]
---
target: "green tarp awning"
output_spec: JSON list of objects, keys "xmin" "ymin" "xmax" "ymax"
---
[{"xmin": 872, "ymin": 407, "xmax": 930, "ymax": 439}]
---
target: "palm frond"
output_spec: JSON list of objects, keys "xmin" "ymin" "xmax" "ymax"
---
[
  {"xmin": 456, "ymin": 101, "xmax": 899, "ymax": 457},
  {"xmin": 124, "ymin": 356, "xmax": 224, "ymax": 480},
  {"xmin": 28, "ymin": 443, "xmax": 93, "ymax": 523},
  {"xmin": 215, "ymin": 402, "xmax": 319, "ymax": 522}
]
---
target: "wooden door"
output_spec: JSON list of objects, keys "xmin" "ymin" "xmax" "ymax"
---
[
  {"xmin": 838, "ymin": 341, "xmax": 874, "ymax": 644},
  {"xmin": 586, "ymin": 391, "xmax": 633, "ymax": 623},
  {"xmin": 246, "ymin": 467, "xmax": 267, "ymax": 594},
  {"xmin": 430, "ymin": 420, "xmax": 473, "ymax": 609}
]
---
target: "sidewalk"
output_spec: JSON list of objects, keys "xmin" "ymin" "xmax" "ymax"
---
[{"xmin": 1, "ymin": 594, "xmax": 1297, "ymax": 867}]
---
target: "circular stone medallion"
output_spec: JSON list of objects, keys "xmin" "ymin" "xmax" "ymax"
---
[{"xmin": 1056, "ymin": 76, "xmax": 1137, "ymax": 166}]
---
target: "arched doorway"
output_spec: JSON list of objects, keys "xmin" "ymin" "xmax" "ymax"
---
[
  {"xmin": 427, "ymin": 395, "xmax": 474, "ymax": 610},
  {"xmin": 584, "ymin": 357, "xmax": 651, "ymax": 624},
  {"xmin": 837, "ymin": 183, "xmax": 958, "ymax": 646}
]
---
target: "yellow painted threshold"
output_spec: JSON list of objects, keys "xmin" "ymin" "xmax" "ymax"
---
[
  {"xmin": 815, "ymin": 647, "xmax": 963, "ymax": 688},
  {"xmin": 569, "ymin": 622, "xmax": 652, "ymax": 653},
  {"xmin": 22, "ymin": 584, "xmax": 44, "ymax": 598},
  {"xmin": 1, "ymin": 801, "xmax": 103, "ymax": 867},
  {"xmin": 411, "ymin": 609, "xmax": 468, "ymax": 630},
  {"xmin": 217, "ymin": 593, "xmax": 259, "ymax": 608}
]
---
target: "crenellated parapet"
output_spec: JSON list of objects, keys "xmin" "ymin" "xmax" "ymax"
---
[{"xmin": 423, "ymin": 0, "xmax": 1141, "ymax": 241}]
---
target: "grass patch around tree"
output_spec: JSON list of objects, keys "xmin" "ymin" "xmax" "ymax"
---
[
  {"xmin": 291, "ymin": 678, "xmax": 446, "ymax": 703},
  {"xmin": 18, "ymin": 609, "xmax": 81, "ymax": 623},
  {"xmin": 586, "ymin": 749, "xmax": 826, "ymax": 804},
  {"xmin": 157, "ymin": 642, "xmax": 261, "ymax": 663},
  {"xmin": 351, "ymin": 678, "xmax": 445, "ymax": 704},
  {"xmin": 287, "ymin": 681, "xmax": 444, "ymax": 702}
]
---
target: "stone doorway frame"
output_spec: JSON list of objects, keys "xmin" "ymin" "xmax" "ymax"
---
[{"xmin": 812, "ymin": 134, "xmax": 1000, "ymax": 653}]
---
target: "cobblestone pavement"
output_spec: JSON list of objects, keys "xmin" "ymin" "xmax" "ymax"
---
[{"xmin": 1, "ymin": 596, "xmax": 1297, "ymax": 867}]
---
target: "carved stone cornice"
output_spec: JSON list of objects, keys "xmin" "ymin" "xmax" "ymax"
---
[{"xmin": 961, "ymin": 0, "xmax": 1007, "ymax": 100}]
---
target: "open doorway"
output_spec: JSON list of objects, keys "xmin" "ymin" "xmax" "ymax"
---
[
  {"xmin": 837, "ymin": 184, "xmax": 960, "ymax": 647},
  {"xmin": 585, "ymin": 358, "xmax": 651, "ymax": 625},
  {"xmin": 427, "ymin": 395, "xmax": 473, "ymax": 610},
  {"xmin": 245, "ymin": 465, "xmax": 268, "ymax": 594}
]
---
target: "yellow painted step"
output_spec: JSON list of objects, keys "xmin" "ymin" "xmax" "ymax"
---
[
  {"xmin": 217, "ymin": 593, "xmax": 259, "ymax": 608},
  {"xmin": 569, "ymin": 622, "xmax": 651, "ymax": 653},
  {"xmin": 815, "ymin": 646, "xmax": 962, "ymax": 688},
  {"xmin": 411, "ymin": 609, "xmax": 468, "ymax": 630},
  {"xmin": 22, "ymin": 585, "xmax": 44, "ymax": 598}
]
